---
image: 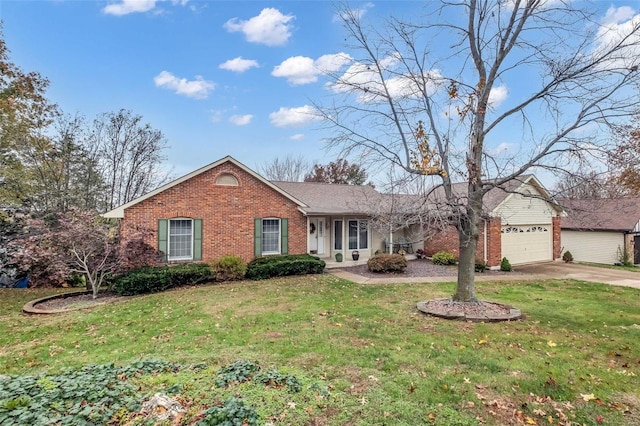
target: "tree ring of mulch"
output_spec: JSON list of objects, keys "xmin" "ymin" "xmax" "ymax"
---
[
  {"xmin": 23, "ymin": 291, "xmax": 126, "ymax": 314},
  {"xmin": 416, "ymin": 298, "xmax": 522, "ymax": 322}
]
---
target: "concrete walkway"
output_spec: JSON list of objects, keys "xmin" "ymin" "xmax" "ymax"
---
[{"xmin": 328, "ymin": 262, "xmax": 640, "ymax": 290}]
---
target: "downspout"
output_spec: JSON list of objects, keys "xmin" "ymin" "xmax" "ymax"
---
[{"xmin": 483, "ymin": 219, "xmax": 488, "ymax": 263}]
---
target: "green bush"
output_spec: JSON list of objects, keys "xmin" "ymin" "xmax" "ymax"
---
[
  {"xmin": 112, "ymin": 263, "xmax": 213, "ymax": 296},
  {"xmin": 212, "ymin": 255, "xmax": 246, "ymax": 281},
  {"xmin": 367, "ymin": 253, "xmax": 407, "ymax": 273},
  {"xmin": 500, "ymin": 257, "xmax": 512, "ymax": 272},
  {"xmin": 245, "ymin": 254, "xmax": 325, "ymax": 280},
  {"xmin": 166, "ymin": 263, "xmax": 212, "ymax": 286},
  {"xmin": 214, "ymin": 360, "xmax": 261, "ymax": 388},
  {"xmin": 432, "ymin": 250, "xmax": 457, "ymax": 265},
  {"xmin": 562, "ymin": 250, "xmax": 573, "ymax": 263}
]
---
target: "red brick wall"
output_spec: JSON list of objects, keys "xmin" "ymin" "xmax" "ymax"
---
[
  {"xmin": 552, "ymin": 216, "xmax": 561, "ymax": 260},
  {"xmin": 423, "ymin": 219, "xmax": 500, "ymax": 265},
  {"xmin": 119, "ymin": 162, "xmax": 307, "ymax": 263}
]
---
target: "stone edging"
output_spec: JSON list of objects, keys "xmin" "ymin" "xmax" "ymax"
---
[
  {"xmin": 416, "ymin": 298, "xmax": 522, "ymax": 322},
  {"xmin": 23, "ymin": 291, "xmax": 93, "ymax": 315}
]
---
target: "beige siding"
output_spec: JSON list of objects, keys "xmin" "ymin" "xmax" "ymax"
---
[
  {"xmin": 494, "ymin": 183, "xmax": 554, "ymax": 225},
  {"xmin": 561, "ymin": 230, "xmax": 624, "ymax": 264},
  {"xmin": 501, "ymin": 225, "xmax": 552, "ymax": 265}
]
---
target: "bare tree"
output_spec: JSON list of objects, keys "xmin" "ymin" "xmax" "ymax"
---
[
  {"xmin": 91, "ymin": 109, "xmax": 171, "ymax": 210},
  {"xmin": 321, "ymin": 1, "xmax": 640, "ymax": 302},
  {"xmin": 552, "ymin": 169, "xmax": 620, "ymax": 199},
  {"xmin": 259, "ymin": 154, "xmax": 310, "ymax": 182},
  {"xmin": 610, "ymin": 110, "xmax": 640, "ymax": 195}
]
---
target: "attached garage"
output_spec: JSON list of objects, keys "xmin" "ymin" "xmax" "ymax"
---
[
  {"xmin": 501, "ymin": 224, "xmax": 553, "ymax": 265},
  {"xmin": 561, "ymin": 230, "xmax": 624, "ymax": 265}
]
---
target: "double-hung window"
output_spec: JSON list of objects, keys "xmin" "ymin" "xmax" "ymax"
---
[
  {"xmin": 261, "ymin": 218, "xmax": 281, "ymax": 255},
  {"xmin": 348, "ymin": 219, "xmax": 368, "ymax": 250},
  {"xmin": 169, "ymin": 219, "xmax": 193, "ymax": 260}
]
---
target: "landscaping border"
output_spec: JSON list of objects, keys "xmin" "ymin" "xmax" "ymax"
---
[{"xmin": 23, "ymin": 291, "xmax": 95, "ymax": 314}]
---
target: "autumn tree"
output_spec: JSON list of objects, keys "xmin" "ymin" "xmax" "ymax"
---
[
  {"xmin": 259, "ymin": 154, "xmax": 310, "ymax": 182},
  {"xmin": 0, "ymin": 27, "xmax": 57, "ymax": 207},
  {"xmin": 610, "ymin": 112, "xmax": 640, "ymax": 195},
  {"xmin": 91, "ymin": 109, "xmax": 171, "ymax": 210},
  {"xmin": 8, "ymin": 209, "xmax": 160, "ymax": 296},
  {"xmin": 321, "ymin": 1, "xmax": 640, "ymax": 302},
  {"xmin": 304, "ymin": 159, "xmax": 369, "ymax": 185}
]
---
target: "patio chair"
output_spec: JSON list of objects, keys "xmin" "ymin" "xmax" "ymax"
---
[{"xmin": 397, "ymin": 236, "xmax": 413, "ymax": 253}]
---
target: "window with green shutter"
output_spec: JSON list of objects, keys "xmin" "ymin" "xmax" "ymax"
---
[
  {"xmin": 255, "ymin": 218, "xmax": 288, "ymax": 256},
  {"xmin": 158, "ymin": 218, "xmax": 202, "ymax": 261}
]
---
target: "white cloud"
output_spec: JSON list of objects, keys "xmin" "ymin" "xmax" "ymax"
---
[
  {"xmin": 272, "ymin": 53, "xmax": 352, "ymax": 85},
  {"xmin": 219, "ymin": 57, "xmax": 259, "ymax": 73},
  {"xmin": 488, "ymin": 84, "xmax": 508, "ymax": 109},
  {"xmin": 594, "ymin": 6, "xmax": 640, "ymax": 69},
  {"xmin": 103, "ymin": 0, "xmax": 188, "ymax": 16},
  {"xmin": 229, "ymin": 114, "xmax": 253, "ymax": 126},
  {"xmin": 269, "ymin": 105, "xmax": 320, "ymax": 127},
  {"xmin": 329, "ymin": 55, "xmax": 444, "ymax": 103},
  {"xmin": 154, "ymin": 71, "xmax": 215, "ymax": 99},
  {"xmin": 290, "ymin": 134, "xmax": 305, "ymax": 141},
  {"xmin": 333, "ymin": 2, "xmax": 374, "ymax": 22},
  {"xmin": 224, "ymin": 8, "xmax": 294, "ymax": 47}
]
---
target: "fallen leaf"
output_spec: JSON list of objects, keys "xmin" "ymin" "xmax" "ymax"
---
[
  {"xmin": 547, "ymin": 341, "xmax": 557, "ymax": 347},
  {"xmin": 581, "ymin": 393, "xmax": 595, "ymax": 402}
]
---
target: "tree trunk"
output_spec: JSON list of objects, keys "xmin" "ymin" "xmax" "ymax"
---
[{"xmin": 453, "ymin": 223, "xmax": 479, "ymax": 302}]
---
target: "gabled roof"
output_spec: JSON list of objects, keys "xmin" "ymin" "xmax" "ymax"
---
[
  {"xmin": 273, "ymin": 181, "xmax": 381, "ymax": 215},
  {"xmin": 426, "ymin": 174, "xmax": 563, "ymax": 215},
  {"xmin": 560, "ymin": 197, "xmax": 640, "ymax": 232},
  {"xmin": 103, "ymin": 156, "xmax": 307, "ymax": 219}
]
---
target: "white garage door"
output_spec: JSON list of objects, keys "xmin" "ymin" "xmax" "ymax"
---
[
  {"xmin": 501, "ymin": 224, "xmax": 552, "ymax": 265},
  {"xmin": 561, "ymin": 230, "xmax": 623, "ymax": 265}
]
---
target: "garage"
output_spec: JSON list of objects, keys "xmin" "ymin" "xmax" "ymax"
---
[
  {"xmin": 561, "ymin": 230, "xmax": 624, "ymax": 265},
  {"xmin": 501, "ymin": 224, "xmax": 552, "ymax": 265}
]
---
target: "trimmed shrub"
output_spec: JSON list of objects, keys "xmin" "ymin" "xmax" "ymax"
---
[
  {"xmin": 500, "ymin": 257, "xmax": 512, "ymax": 272},
  {"xmin": 367, "ymin": 253, "xmax": 407, "ymax": 273},
  {"xmin": 562, "ymin": 250, "xmax": 573, "ymax": 263},
  {"xmin": 112, "ymin": 263, "xmax": 213, "ymax": 295},
  {"xmin": 245, "ymin": 254, "xmax": 325, "ymax": 280},
  {"xmin": 475, "ymin": 260, "xmax": 488, "ymax": 272},
  {"xmin": 432, "ymin": 250, "xmax": 457, "ymax": 265},
  {"xmin": 212, "ymin": 255, "xmax": 246, "ymax": 281}
]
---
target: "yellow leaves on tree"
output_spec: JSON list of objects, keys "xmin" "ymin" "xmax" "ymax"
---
[{"xmin": 410, "ymin": 120, "xmax": 446, "ymax": 177}]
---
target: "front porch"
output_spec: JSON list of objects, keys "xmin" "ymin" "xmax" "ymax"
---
[{"xmin": 323, "ymin": 254, "xmax": 418, "ymax": 269}]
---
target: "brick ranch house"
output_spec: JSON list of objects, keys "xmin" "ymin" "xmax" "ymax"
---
[
  {"xmin": 423, "ymin": 175, "xmax": 564, "ymax": 268},
  {"xmin": 103, "ymin": 156, "xmax": 563, "ymax": 268}
]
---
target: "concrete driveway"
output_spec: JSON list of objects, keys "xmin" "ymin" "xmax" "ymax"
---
[
  {"xmin": 515, "ymin": 262, "xmax": 640, "ymax": 290},
  {"xmin": 329, "ymin": 262, "xmax": 640, "ymax": 289}
]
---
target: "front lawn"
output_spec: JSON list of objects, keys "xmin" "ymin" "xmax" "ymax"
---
[{"xmin": 1, "ymin": 276, "xmax": 639, "ymax": 425}]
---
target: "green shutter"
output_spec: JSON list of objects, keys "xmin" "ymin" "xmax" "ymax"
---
[
  {"xmin": 193, "ymin": 219, "xmax": 202, "ymax": 261},
  {"xmin": 254, "ymin": 218, "xmax": 262, "ymax": 257},
  {"xmin": 281, "ymin": 218, "xmax": 288, "ymax": 254},
  {"xmin": 158, "ymin": 219, "xmax": 168, "ymax": 260}
]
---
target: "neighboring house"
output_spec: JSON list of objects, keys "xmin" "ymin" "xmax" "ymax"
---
[
  {"xmin": 560, "ymin": 198, "xmax": 640, "ymax": 265},
  {"xmin": 103, "ymin": 156, "xmax": 398, "ymax": 264},
  {"xmin": 423, "ymin": 175, "xmax": 564, "ymax": 268}
]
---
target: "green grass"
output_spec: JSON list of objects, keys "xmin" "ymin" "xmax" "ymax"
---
[
  {"xmin": 578, "ymin": 261, "xmax": 640, "ymax": 272},
  {"xmin": 1, "ymin": 276, "xmax": 639, "ymax": 425}
]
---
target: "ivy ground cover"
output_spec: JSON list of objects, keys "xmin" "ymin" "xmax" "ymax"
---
[{"xmin": 0, "ymin": 276, "xmax": 639, "ymax": 425}]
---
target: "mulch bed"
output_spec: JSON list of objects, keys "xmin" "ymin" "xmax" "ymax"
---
[
  {"xmin": 35, "ymin": 292, "xmax": 126, "ymax": 311},
  {"xmin": 342, "ymin": 259, "xmax": 520, "ymax": 279}
]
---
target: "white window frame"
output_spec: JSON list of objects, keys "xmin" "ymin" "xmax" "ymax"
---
[
  {"xmin": 262, "ymin": 218, "xmax": 281, "ymax": 255},
  {"xmin": 168, "ymin": 218, "xmax": 193, "ymax": 261},
  {"xmin": 348, "ymin": 219, "xmax": 369, "ymax": 250}
]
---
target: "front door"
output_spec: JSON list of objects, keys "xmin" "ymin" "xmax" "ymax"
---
[
  {"xmin": 635, "ymin": 235, "xmax": 640, "ymax": 264},
  {"xmin": 309, "ymin": 218, "xmax": 326, "ymax": 255}
]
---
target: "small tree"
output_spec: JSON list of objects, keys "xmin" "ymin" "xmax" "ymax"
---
[{"xmin": 9, "ymin": 209, "xmax": 160, "ymax": 297}]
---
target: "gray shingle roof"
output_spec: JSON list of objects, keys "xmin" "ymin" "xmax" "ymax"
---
[
  {"xmin": 272, "ymin": 181, "xmax": 382, "ymax": 215},
  {"xmin": 559, "ymin": 198, "xmax": 640, "ymax": 232}
]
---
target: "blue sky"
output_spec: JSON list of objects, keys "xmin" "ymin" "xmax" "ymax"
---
[{"xmin": 2, "ymin": 0, "xmax": 639, "ymax": 182}]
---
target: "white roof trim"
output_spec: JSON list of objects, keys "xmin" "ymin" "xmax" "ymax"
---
[
  {"xmin": 490, "ymin": 175, "xmax": 563, "ymax": 215},
  {"xmin": 102, "ymin": 156, "xmax": 308, "ymax": 219}
]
